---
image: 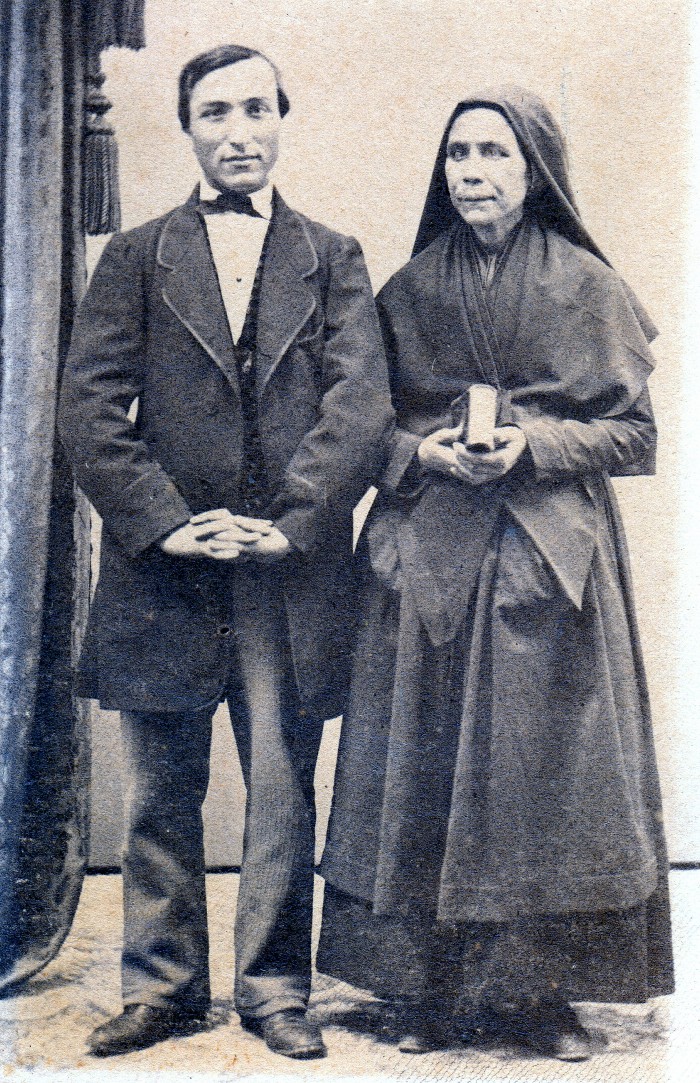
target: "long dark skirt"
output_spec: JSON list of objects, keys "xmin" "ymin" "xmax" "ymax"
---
[{"xmin": 318, "ymin": 501, "xmax": 673, "ymax": 1008}]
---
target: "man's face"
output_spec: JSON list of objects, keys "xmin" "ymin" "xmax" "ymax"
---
[{"xmin": 187, "ymin": 57, "xmax": 281, "ymax": 193}]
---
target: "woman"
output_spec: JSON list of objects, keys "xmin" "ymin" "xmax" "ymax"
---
[{"xmin": 317, "ymin": 87, "xmax": 673, "ymax": 1062}]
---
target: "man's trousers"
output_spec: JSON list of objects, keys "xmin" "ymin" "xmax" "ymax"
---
[{"xmin": 118, "ymin": 566, "xmax": 323, "ymax": 1019}]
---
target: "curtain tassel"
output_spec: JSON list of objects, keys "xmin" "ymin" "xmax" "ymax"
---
[{"xmin": 82, "ymin": 61, "xmax": 121, "ymax": 235}]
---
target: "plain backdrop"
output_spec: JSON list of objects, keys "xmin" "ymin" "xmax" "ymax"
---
[{"xmin": 85, "ymin": 0, "xmax": 698, "ymax": 865}]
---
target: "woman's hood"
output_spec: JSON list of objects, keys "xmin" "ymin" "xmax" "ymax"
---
[{"xmin": 413, "ymin": 85, "xmax": 607, "ymax": 264}]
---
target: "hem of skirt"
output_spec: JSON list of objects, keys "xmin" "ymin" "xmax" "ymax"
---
[
  {"xmin": 434, "ymin": 860, "xmax": 659, "ymax": 924},
  {"xmin": 318, "ymin": 861, "xmax": 375, "ymax": 903},
  {"xmin": 315, "ymin": 958, "xmax": 387, "ymax": 1001},
  {"xmin": 322, "ymin": 859, "xmax": 660, "ymax": 925},
  {"xmin": 316, "ymin": 957, "xmax": 674, "ymax": 1006}
]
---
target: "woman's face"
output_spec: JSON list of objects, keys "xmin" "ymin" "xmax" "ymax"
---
[{"xmin": 445, "ymin": 108, "xmax": 529, "ymax": 243}]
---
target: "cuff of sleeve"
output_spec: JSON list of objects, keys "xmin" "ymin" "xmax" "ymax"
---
[
  {"xmin": 380, "ymin": 431, "xmax": 423, "ymax": 491},
  {"xmin": 273, "ymin": 507, "xmax": 319, "ymax": 555},
  {"xmin": 512, "ymin": 418, "xmax": 557, "ymax": 481},
  {"xmin": 105, "ymin": 473, "xmax": 192, "ymax": 558}
]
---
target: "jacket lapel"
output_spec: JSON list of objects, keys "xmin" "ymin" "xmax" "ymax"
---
[
  {"xmin": 157, "ymin": 197, "xmax": 241, "ymax": 398},
  {"xmin": 255, "ymin": 192, "xmax": 318, "ymax": 402}
]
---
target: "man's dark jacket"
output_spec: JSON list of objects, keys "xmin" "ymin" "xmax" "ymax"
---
[{"xmin": 59, "ymin": 192, "xmax": 394, "ymax": 716}]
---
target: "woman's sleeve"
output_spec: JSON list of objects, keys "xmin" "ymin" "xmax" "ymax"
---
[
  {"xmin": 513, "ymin": 386, "xmax": 657, "ymax": 480},
  {"xmin": 373, "ymin": 295, "xmax": 427, "ymax": 494}
]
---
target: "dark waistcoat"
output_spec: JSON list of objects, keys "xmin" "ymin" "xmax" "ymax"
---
[{"xmin": 232, "ymin": 226, "xmax": 271, "ymax": 517}]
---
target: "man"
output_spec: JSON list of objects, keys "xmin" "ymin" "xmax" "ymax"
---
[{"xmin": 59, "ymin": 44, "xmax": 393, "ymax": 1060}]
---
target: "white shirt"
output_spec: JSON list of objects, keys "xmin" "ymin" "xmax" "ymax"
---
[{"xmin": 199, "ymin": 176, "xmax": 272, "ymax": 345}]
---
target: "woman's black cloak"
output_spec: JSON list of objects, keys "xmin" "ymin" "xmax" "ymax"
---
[{"xmin": 318, "ymin": 87, "xmax": 673, "ymax": 1005}]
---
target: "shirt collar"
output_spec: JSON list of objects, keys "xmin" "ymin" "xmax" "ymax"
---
[{"xmin": 198, "ymin": 175, "xmax": 273, "ymax": 220}]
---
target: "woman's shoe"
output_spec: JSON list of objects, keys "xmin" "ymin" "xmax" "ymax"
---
[
  {"xmin": 519, "ymin": 1017, "xmax": 594, "ymax": 1061},
  {"xmin": 398, "ymin": 1031, "xmax": 436, "ymax": 1054},
  {"xmin": 455, "ymin": 1005, "xmax": 507, "ymax": 1045},
  {"xmin": 545, "ymin": 1025, "xmax": 594, "ymax": 1062},
  {"xmin": 502, "ymin": 999, "xmax": 594, "ymax": 1062},
  {"xmin": 396, "ymin": 1003, "xmax": 449, "ymax": 1054}
]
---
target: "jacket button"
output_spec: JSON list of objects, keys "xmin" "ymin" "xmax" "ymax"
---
[{"xmin": 217, "ymin": 625, "xmax": 231, "ymax": 637}]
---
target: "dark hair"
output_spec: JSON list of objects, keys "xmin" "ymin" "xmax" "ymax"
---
[{"xmin": 178, "ymin": 44, "xmax": 290, "ymax": 131}]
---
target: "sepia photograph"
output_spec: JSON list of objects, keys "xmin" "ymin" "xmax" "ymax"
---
[{"xmin": 0, "ymin": 0, "xmax": 698, "ymax": 1080}]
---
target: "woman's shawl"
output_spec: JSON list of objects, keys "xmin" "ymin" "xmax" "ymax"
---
[{"xmin": 376, "ymin": 217, "xmax": 657, "ymax": 646}]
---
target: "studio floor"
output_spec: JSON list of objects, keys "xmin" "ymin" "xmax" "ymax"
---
[{"xmin": 1, "ymin": 870, "xmax": 698, "ymax": 1082}]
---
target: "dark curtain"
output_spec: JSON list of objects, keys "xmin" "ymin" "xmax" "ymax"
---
[{"xmin": 0, "ymin": 0, "xmax": 144, "ymax": 994}]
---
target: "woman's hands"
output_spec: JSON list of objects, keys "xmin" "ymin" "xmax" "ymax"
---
[
  {"xmin": 158, "ymin": 510, "xmax": 291, "ymax": 562},
  {"xmin": 417, "ymin": 425, "xmax": 467, "ymax": 478},
  {"xmin": 417, "ymin": 425, "xmax": 527, "ymax": 486}
]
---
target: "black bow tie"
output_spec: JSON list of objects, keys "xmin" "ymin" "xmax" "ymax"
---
[{"xmin": 198, "ymin": 190, "xmax": 263, "ymax": 217}]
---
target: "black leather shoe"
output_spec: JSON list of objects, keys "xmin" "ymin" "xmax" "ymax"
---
[
  {"xmin": 87, "ymin": 1003, "xmax": 207, "ymax": 1057},
  {"xmin": 241, "ymin": 1009, "xmax": 327, "ymax": 1059}
]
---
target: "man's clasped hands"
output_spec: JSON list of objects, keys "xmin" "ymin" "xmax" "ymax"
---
[{"xmin": 159, "ymin": 510, "xmax": 291, "ymax": 563}]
